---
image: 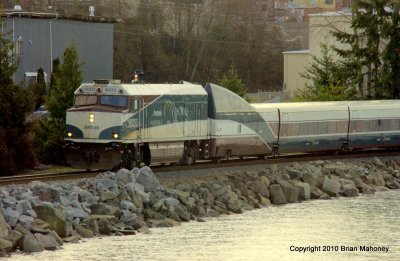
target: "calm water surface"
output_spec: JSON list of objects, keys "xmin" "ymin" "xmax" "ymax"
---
[{"xmin": 11, "ymin": 191, "xmax": 400, "ymax": 261}]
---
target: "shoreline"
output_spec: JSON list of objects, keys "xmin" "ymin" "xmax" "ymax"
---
[{"xmin": 0, "ymin": 156, "xmax": 399, "ymax": 257}]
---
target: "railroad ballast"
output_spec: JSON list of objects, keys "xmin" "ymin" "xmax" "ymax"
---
[{"xmin": 65, "ymin": 80, "xmax": 400, "ymax": 169}]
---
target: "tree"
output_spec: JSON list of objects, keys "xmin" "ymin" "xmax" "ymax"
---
[
  {"xmin": 332, "ymin": 0, "xmax": 400, "ymax": 99},
  {"xmin": 28, "ymin": 68, "xmax": 47, "ymax": 110},
  {"xmin": 33, "ymin": 46, "xmax": 83, "ymax": 164},
  {"xmin": 46, "ymin": 46, "xmax": 83, "ymax": 121},
  {"xmin": 0, "ymin": 28, "xmax": 35, "ymax": 175},
  {"xmin": 295, "ymin": 45, "xmax": 356, "ymax": 101},
  {"xmin": 219, "ymin": 65, "xmax": 247, "ymax": 98}
]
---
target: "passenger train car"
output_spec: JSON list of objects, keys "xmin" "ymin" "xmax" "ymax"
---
[{"xmin": 65, "ymin": 80, "xmax": 400, "ymax": 169}]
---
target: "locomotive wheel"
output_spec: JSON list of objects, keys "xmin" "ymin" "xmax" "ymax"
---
[{"xmin": 142, "ymin": 143, "xmax": 151, "ymax": 166}]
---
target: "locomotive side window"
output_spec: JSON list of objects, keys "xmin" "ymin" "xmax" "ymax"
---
[
  {"xmin": 75, "ymin": 95, "xmax": 97, "ymax": 107},
  {"xmin": 100, "ymin": 96, "xmax": 128, "ymax": 108},
  {"xmin": 130, "ymin": 99, "xmax": 139, "ymax": 112}
]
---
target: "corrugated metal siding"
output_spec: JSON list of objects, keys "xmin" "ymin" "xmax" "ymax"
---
[{"xmin": 3, "ymin": 17, "xmax": 113, "ymax": 85}]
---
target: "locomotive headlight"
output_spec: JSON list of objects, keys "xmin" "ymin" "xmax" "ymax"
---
[
  {"xmin": 89, "ymin": 113, "xmax": 95, "ymax": 123},
  {"xmin": 113, "ymin": 133, "xmax": 119, "ymax": 139},
  {"xmin": 67, "ymin": 132, "xmax": 73, "ymax": 137}
]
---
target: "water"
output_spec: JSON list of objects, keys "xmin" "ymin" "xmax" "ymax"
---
[{"xmin": 11, "ymin": 191, "xmax": 400, "ymax": 261}]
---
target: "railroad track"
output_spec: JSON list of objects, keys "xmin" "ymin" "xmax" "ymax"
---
[
  {"xmin": 2, "ymin": 149, "xmax": 400, "ymax": 185},
  {"xmin": 0, "ymin": 170, "xmax": 102, "ymax": 185}
]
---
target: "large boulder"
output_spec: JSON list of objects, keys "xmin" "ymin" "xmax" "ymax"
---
[
  {"xmin": 32, "ymin": 205, "xmax": 67, "ymax": 237},
  {"xmin": 5, "ymin": 230, "xmax": 22, "ymax": 252},
  {"xmin": 73, "ymin": 223, "xmax": 94, "ymax": 238},
  {"xmin": 90, "ymin": 203, "xmax": 118, "ymax": 216},
  {"xmin": 0, "ymin": 239, "xmax": 12, "ymax": 252},
  {"xmin": 30, "ymin": 183, "xmax": 61, "ymax": 203},
  {"xmin": 247, "ymin": 176, "xmax": 270, "ymax": 198},
  {"xmin": 293, "ymin": 181, "xmax": 310, "ymax": 201},
  {"xmin": 98, "ymin": 218, "xmax": 114, "ymax": 235},
  {"xmin": 21, "ymin": 233, "xmax": 45, "ymax": 253},
  {"xmin": 3, "ymin": 207, "xmax": 19, "ymax": 227},
  {"xmin": 116, "ymin": 168, "xmax": 136, "ymax": 184},
  {"xmin": 0, "ymin": 213, "xmax": 9, "ymax": 238},
  {"xmin": 302, "ymin": 172, "xmax": 319, "ymax": 187},
  {"xmin": 64, "ymin": 206, "xmax": 89, "ymax": 221},
  {"xmin": 34, "ymin": 233, "xmax": 60, "ymax": 250},
  {"xmin": 367, "ymin": 172, "xmax": 385, "ymax": 187},
  {"xmin": 321, "ymin": 176, "xmax": 341, "ymax": 196},
  {"xmin": 278, "ymin": 180, "xmax": 299, "ymax": 203},
  {"xmin": 18, "ymin": 215, "xmax": 35, "ymax": 230},
  {"xmin": 136, "ymin": 166, "xmax": 160, "ymax": 192},
  {"xmin": 268, "ymin": 184, "xmax": 287, "ymax": 205},
  {"xmin": 342, "ymin": 184, "xmax": 359, "ymax": 197}
]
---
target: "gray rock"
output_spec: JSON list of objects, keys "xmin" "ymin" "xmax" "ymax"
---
[
  {"xmin": 101, "ymin": 191, "xmax": 117, "ymax": 201},
  {"xmin": 202, "ymin": 190, "xmax": 215, "ymax": 207},
  {"xmin": 16, "ymin": 199, "xmax": 33, "ymax": 216},
  {"xmin": 278, "ymin": 180, "xmax": 299, "ymax": 203},
  {"xmin": 2, "ymin": 196, "xmax": 18, "ymax": 209},
  {"xmin": 83, "ymin": 218, "xmax": 99, "ymax": 236},
  {"xmin": 342, "ymin": 184, "xmax": 359, "ymax": 197},
  {"xmin": 120, "ymin": 210, "xmax": 137, "ymax": 224},
  {"xmin": 247, "ymin": 177, "xmax": 269, "ymax": 198},
  {"xmin": 227, "ymin": 200, "xmax": 242, "ymax": 214},
  {"xmin": 3, "ymin": 207, "xmax": 19, "ymax": 227},
  {"xmin": 64, "ymin": 206, "xmax": 89, "ymax": 221},
  {"xmin": 321, "ymin": 176, "xmax": 341, "ymax": 196},
  {"xmin": 136, "ymin": 166, "xmax": 161, "ymax": 192},
  {"xmin": 33, "ymin": 205, "xmax": 67, "ymax": 238},
  {"xmin": 367, "ymin": 172, "xmax": 385, "ymax": 187},
  {"xmin": 98, "ymin": 218, "xmax": 114, "ymax": 235},
  {"xmin": 90, "ymin": 203, "xmax": 118, "ymax": 216},
  {"xmin": 5, "ymin": 230, "xmax": 22, "ymax": 252},
  {"xmin": 18, "ymin": 215, "xmax": 35, "ymax": 230},
  {"xmin": 293, "ymin": 181, "xmax": 310, "ymax": 201},
  {"xmin": 34, "ymin": 233, "xmax": 60, "ymax": 250},
  {"xmin": 126, "ymin": 183, "xmax": 150, "ymax": 203},
  {"xmin": 285, "ymin": 166, "xmax": 303, "ymax": 179},
  {"xmin": 0, "ymin": 238, "xmax": 12, "ymax": 251},
  {"xmin": 116, "ymin": 168, "xmax": 136, "ymax": 184},
  {"xmin": 268, "ymin": 184, "xmax": 287, "ymax": 205},
  {"xmin": 174, "ymin": 205, "xmax": 191, "ymax": 221},
  {"xmin": 386, "ymin": 179, "xmax": 400, "ymax": 189},
  {"xmin": 0, "ymin": 212, "xmax": 9, "ymax": 238},
  {"xmin": 21, "ymin": 233, "xmax": 45, "ymax": 253},
  {"xmin": 206, "ymin": 209, "xmax": 220, "ymax": 217},
  {"xmin": 164, "ymin": 197, "xmax": 180, "ymax": 212},
  {"xmin": 95, "ymin": 179, "xmax": 120, "ymax": 195},
  {"xmin": 118, "ymin": 190, "xmax": 131, "ymax": 201},
  {"xmin": 302, "ymin": 172, "xmax": 319, "ymax": 187},
  {"xmin": 73, "ymin": 223, "xmax": 94, "ymax": 238},
  {"xmin": 120, "ymin": 200, "xmax": 137, "ymax": 212},
  {"xmin": 132, "ymin": 193, "xmax": 144, "ymax": 209}
]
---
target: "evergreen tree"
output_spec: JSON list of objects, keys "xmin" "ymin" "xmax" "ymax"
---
[
  {"xmin": 33, "ymin": 46, "xmax": 83, "ymax": 164},
  {"xmin": 332, "ymin": 0, "xmax": 399, "ymax": 99},
  {"xmin": 219, "ymin": 65, "xmax": 247, "ymax": 98},
  {"xmin": 296, "ymin": 45, "xmax": 356, "ymax": 101},
  {"xmin": 378, "ymin": 2, "xmax": 400, "ymax": 98},
  {"xmin": 0, "ymin": 29, "xmax": 35, "ymax": 175},
  {"xmin": 28, "ymin": 68, "xmax": 47, "ymax": 110},
  {"xmin": 46, "ymin": 46, "xmax": 83, "ymax": 121}
]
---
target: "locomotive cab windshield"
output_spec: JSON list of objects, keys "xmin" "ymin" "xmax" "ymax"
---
[{"xmin": 74, "ymin": 94, "xmax": 128, "ymax": 109}]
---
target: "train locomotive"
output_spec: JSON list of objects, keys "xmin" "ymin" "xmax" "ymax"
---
[{"xmin": 65, "ymin": 80, "xmax": 400, "ymax": 169}]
